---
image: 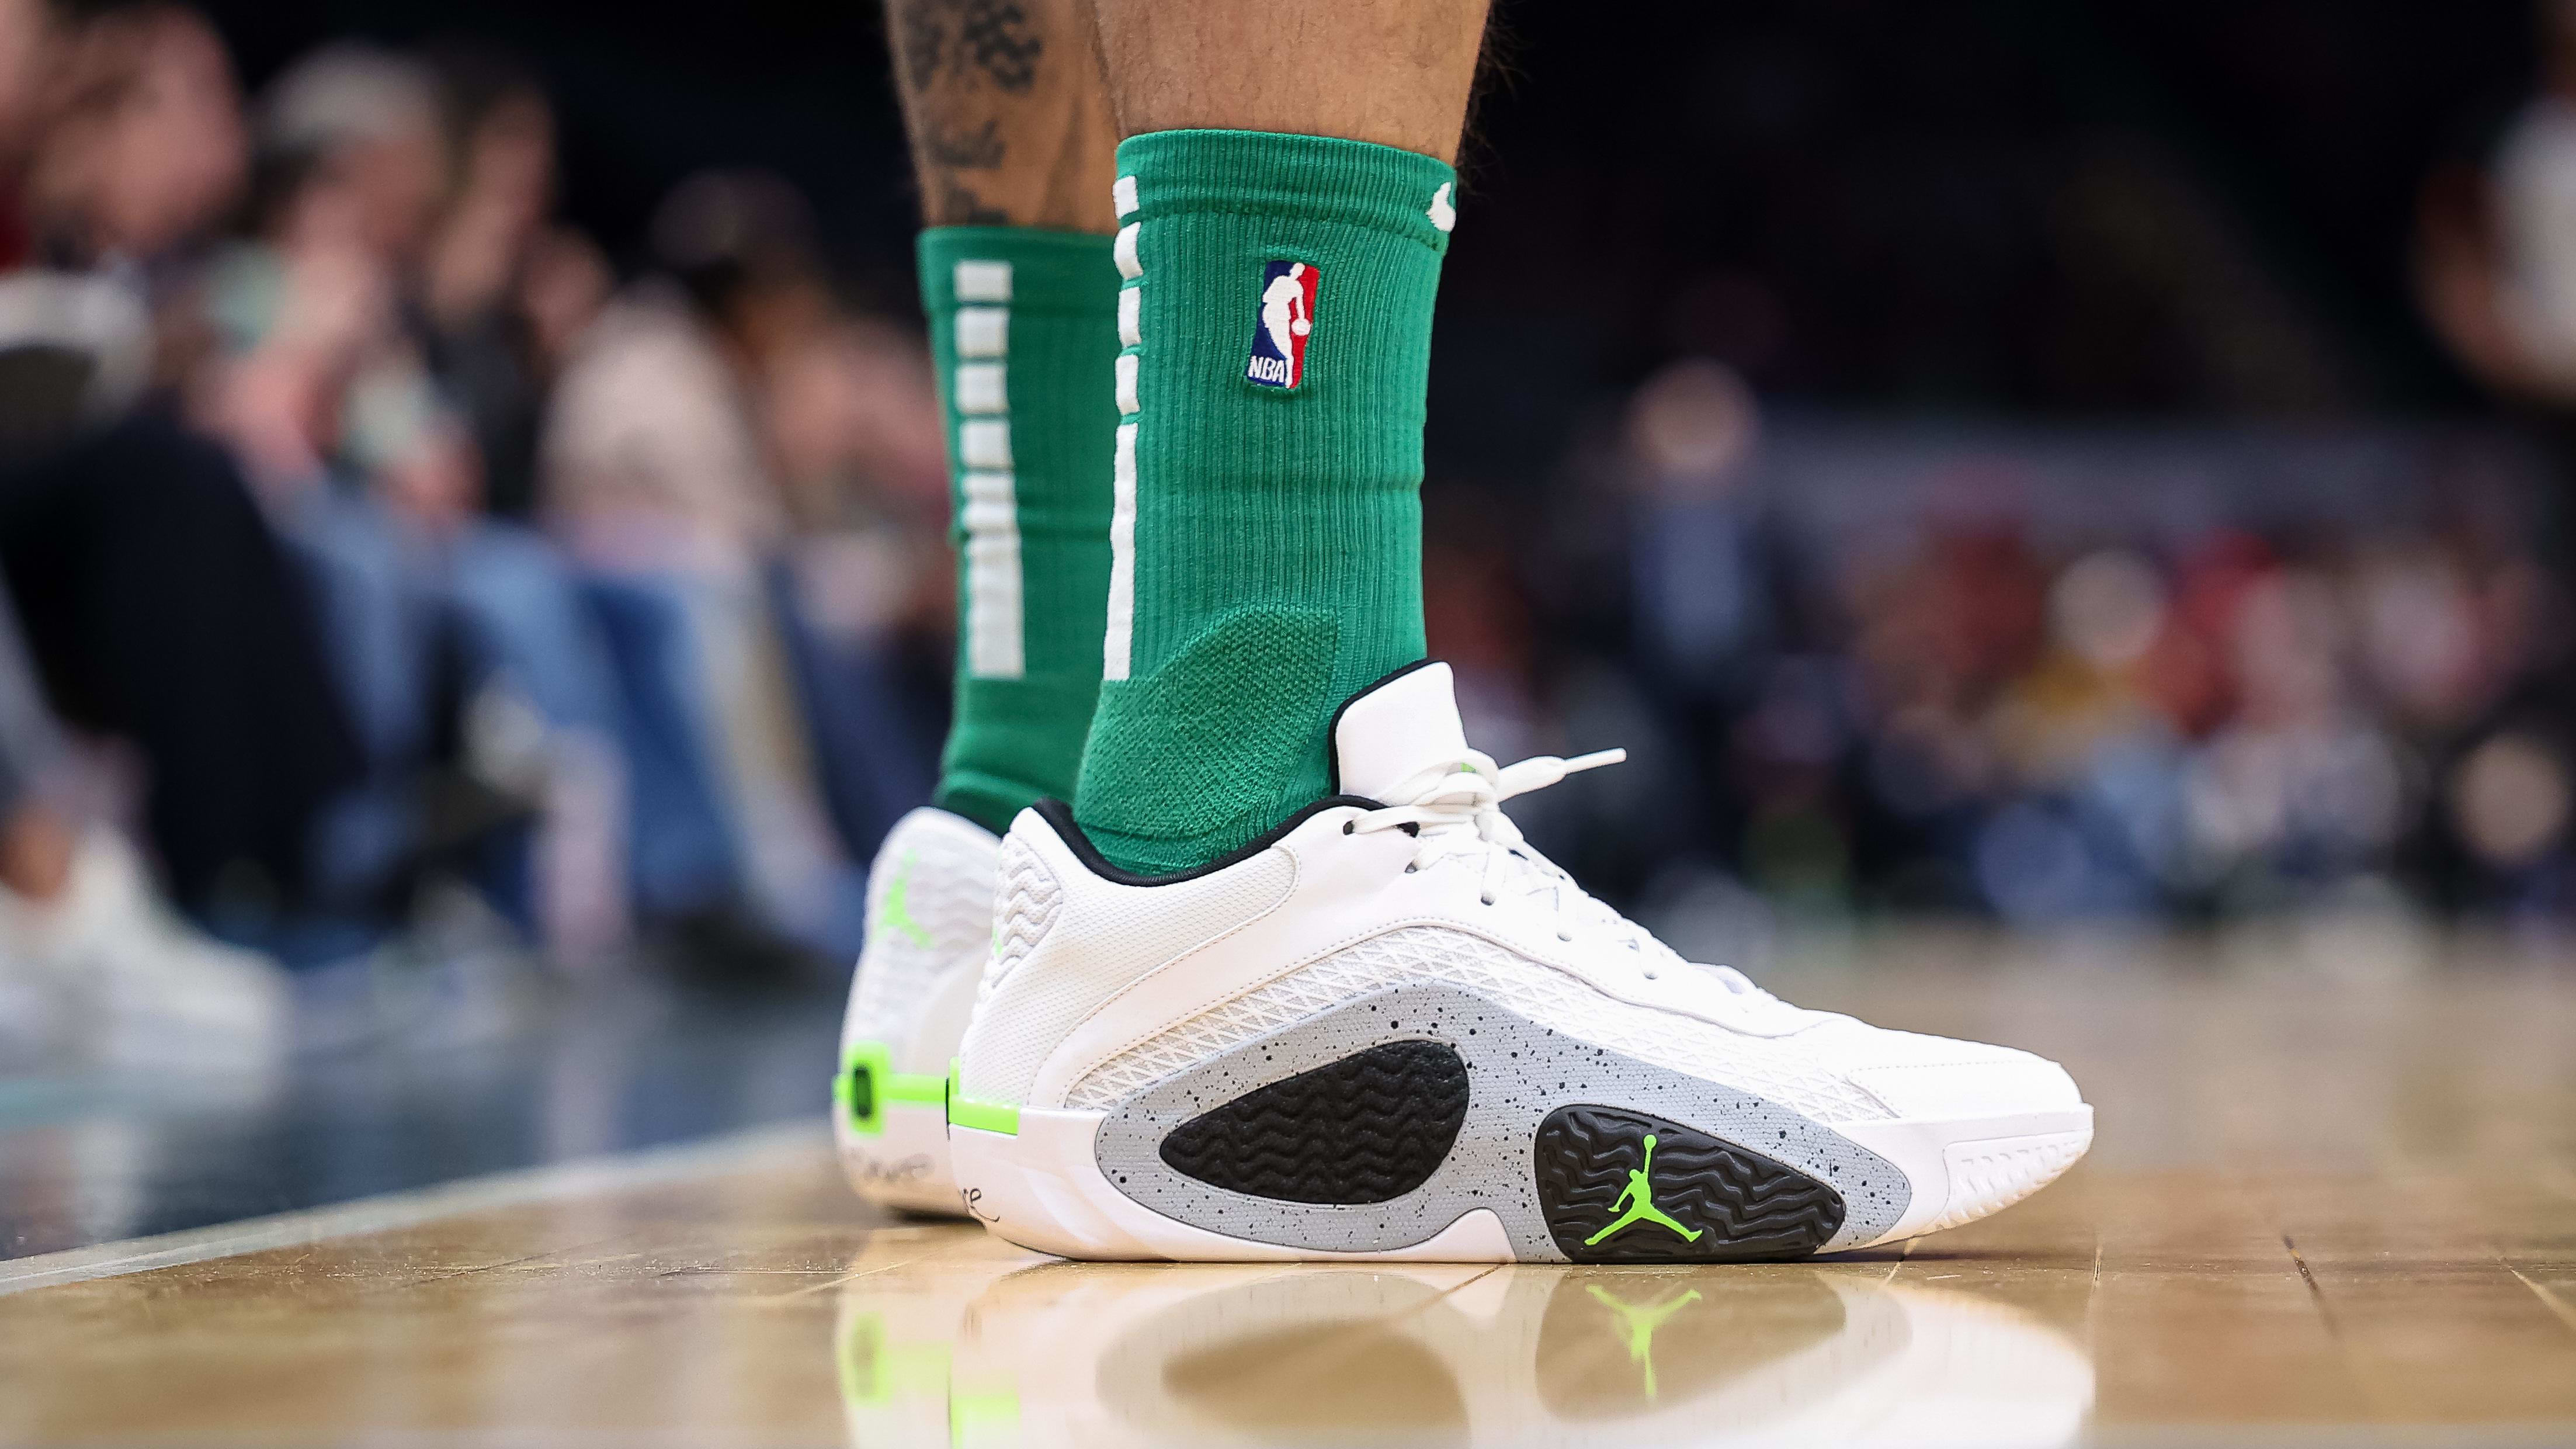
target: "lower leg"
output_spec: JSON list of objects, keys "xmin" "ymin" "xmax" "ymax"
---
[
  {"xmin": 885, "ymin": 0, "xmax": 1122, "ymax": 833},
  {"xmin": 1086, "ymin": 0, "xmax": 1490, "ymax": 164},
  {"xmin": 885, "ymin": 0, "xmax": 1117, "ymax": 230},
  {"xmin": 1067, "ymin": 0, "xmax": 1491, "ymax": 872}
]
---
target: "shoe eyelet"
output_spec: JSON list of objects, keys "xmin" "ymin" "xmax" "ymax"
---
[
  {"xmin": 1342, "ymin": 821, "xmax": 1353, "ymax": 835},
  {"xmin": 1557, "ymin": 932, "xmax": 1572, "ymax": 942},
  {"xmin": 1479, "ymin": 895, "xmax": 1495, "ymax": 906},
  {"xmin": 1643, "ymin": 969, "xmax": 1660, "ymax": 981},
  {"xmin": 1404, "ymin": 864, "xmax": 1417, "ymax": 873}
]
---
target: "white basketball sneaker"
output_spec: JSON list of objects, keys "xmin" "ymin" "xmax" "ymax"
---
[
  {"xmin": 949, "ymin": 662, "xmax": 2092, "ymax": 1261},
  {"xmin": 834, "ymin": 806, "xmax": 998, "ymax": 1215}
]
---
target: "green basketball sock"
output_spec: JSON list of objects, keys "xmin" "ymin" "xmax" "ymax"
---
[
  {"xmin": 1072, "ymin": 130, "xmax": 1457, "ymax": 873},
  {"xmin": 921, "ymin": 228, "xmax": 1120, "ymax": 836}
]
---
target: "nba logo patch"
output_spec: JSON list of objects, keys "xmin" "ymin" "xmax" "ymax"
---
[{"xmin": 1245, "ymin": 261, "xmax": 1320, "ymax": 388}]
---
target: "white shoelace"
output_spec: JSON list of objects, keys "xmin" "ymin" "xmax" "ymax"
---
[{"xmin": 1347, "ymin": 747, "xmax": 1775, "ymax": 1004}]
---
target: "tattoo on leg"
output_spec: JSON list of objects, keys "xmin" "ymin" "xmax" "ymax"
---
[
  {"xmin": 922, "ymin": 118, "xmax": 1006, "ymax": 170},
  {"xmin": 937, "ymin": 181, "xmax": 1012, "ymax": 226},
  {"xmin": 896, "ymin": 0, "xmax": 1044, "ymax": 95}
]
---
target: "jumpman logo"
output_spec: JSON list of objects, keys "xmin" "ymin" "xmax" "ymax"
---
[
  {"xmin": 880, "ymin": 852, "xmax": 934, "ymax": 949},
  {"xmin": 1585, "ymin": 1133, "xmax": 1704, "ymax": 1246},
  {"xmin": 1586, "ymin": 1284, "xmax": 1703, "ymax": 1400}
]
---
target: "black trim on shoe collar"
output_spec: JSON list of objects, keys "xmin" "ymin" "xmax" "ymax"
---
[
  {"xmin": 1324, "ymin": 658, "xmax": 1442, "ymax": 796},
  {"xmin": 1033, "ymin": 795, "xmax": 1383, "ymax": 887}
]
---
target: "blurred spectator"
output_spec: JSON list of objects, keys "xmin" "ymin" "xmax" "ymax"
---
[
  {"xmin": 2419, "ymin": 0, "xmax": 2576, "ymax": 404},
  {"xmin": 2407, "ymin": 1, "xmax": 2576, "ymax": 914},
  {"xmin": 192, "ymin": 41, "xmax": 644, "ymax": 963},
  {"xmin": 19, "ymin": 0, "xmax": 240, "ymax": 269},
  {"xmin": 544, "ymin": 171, "xmax": 814, "ymax": 557},
  {"xmin": 1564, "ymin": 397, "xmax": 2571, "ymax": 930},
  {"xmin": 541, "ymin": 170, "xmax": 926, "ymax": 961},
  {"xmin": 0, "ymin": 0, "xmax": 345, "ymax": 1057},
  {"xmin": 418, "ymin": 41, "xmax": 605, "ymax": 521}
]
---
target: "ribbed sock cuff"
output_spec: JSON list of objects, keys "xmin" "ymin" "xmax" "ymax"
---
[{"xmin": 1112, "ymin": 130, "xmax": 1457, "ymax": 253}]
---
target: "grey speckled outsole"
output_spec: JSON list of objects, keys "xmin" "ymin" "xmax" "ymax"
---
[{"xmin": 1091, "ymin": 983, "xmax": 1909, "ymax": 1260}]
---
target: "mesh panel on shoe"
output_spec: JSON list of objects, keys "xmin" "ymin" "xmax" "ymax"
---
[
  {"xmin": 963, "ymin": 843, "xmax": 1297, "ymax": 1108},
  {"xmin": 843, "ymin": 811, "xmax": 999, "ymax": 1048},
  {"xmin": 1074, "ymin": 606, "xmax": 1342, "ymax": 873},
  {"xmin": 986, "ymin": 833, "xmax": 1064, "ymax": 997},
  {"xmin": 1065, "ymin": 925, "xmax": 1898, "ymax": 1123}
]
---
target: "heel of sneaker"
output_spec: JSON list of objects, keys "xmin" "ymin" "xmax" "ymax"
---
[
  {"xmin": 948, "ymin": 1106, "xmax": 1151, "ymax": 1258},
  {"xmin": 834, "ymin": 1035, "xmax": 961, "ymax": 1216},
  {"xmin": 835, "ymin": 1095, "xmax": 963, "ymax": 1215}
]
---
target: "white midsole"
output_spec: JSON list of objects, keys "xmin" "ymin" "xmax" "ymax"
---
[
  {"xmin": 835, "ymin": 1097, "xmax": 965, "ymax": 1218},
  {"xmin": 1831, "ymin": 1107, "xmax": 2092, "ymax": 1248},
  {"xmin": 950, "ymin": 1103, "xmax": 2092, "ymax": 1261}
]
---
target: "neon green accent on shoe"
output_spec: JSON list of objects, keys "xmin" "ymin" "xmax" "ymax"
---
[
  {"xmin": 879, "ymin": 851, "xmax": 935, "ymax": 949},
  {"xmin": 946, "ymin": 1057, "xmax": 1019, "ymax": 1135},
  {"xmin": 836, "ymin": 1041, "xmax": 945, "ymax": 1137},
  {"xmin": 1584, "ymin": 1133, "xmax": 1705, "ymax": 1246},
  {"xmin": 887, "ymin": 1073, "xmax": 946, "ymax": 1104},
  {"xmin": 1586, "ymin": 1284, "xmax": 1703, "ymax": 1401}
]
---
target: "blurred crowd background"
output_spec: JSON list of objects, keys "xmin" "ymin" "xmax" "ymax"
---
[{"xmin": 2, "ymin": 0, "xmax": 2572, "ymax": 1066}]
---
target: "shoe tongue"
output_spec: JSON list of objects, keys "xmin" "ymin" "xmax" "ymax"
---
[{"xmin": 1332, "ymin": 663, "xmax": 1472, "ymax": 802}]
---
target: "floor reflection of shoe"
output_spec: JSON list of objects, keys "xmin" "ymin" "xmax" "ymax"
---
[
  {"xmin": 922, "ymin": 1258, "xmax": 2093, "ymax": 1448},
  {"xmin": 951, "ymin": 662, "xmax": 2092, "ymax": 1261},
  {"xmin": 0, "ymin": 829, "xmax": 290, "ymax": 1067},
  {"xmin": 831, "ymin": 1229, "xmax": 1044, "ymax": 1446},
  {"xmin": 834, "ymin": 807, "xmax": 1000, "ymax": 1216}
]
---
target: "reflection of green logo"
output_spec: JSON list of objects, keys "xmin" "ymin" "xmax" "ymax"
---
[
  {"xmin": 836, "ymin": 1309, "xmax": 1019, "ymax": 1447},
  {"xmin": 881, "ymin": 852, "xmax": 934, "ymax": 949},
  {"xmin": 1587, "ymin": 1284, "xmax": 1703, "ymax": 1400},
  {"xmin": 1585, "ymin": 1133, "xmax": 1703, "ymax": 1247}
]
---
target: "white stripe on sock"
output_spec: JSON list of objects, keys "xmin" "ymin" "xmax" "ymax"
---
[
  {"xmin": 1112, "ymin": 175, "xmax": 1138, "ymax": 220},
  {"xmin": 956, "ymin": 306, "xmax": 1008, "ymax": 358},
  {"xmin": 1114, "ymin": 353, "xmax": 1139, "ymax": 416},
  {"xmin": 955, "ymin": 361, "xmax": 1006, "ymax": 415},
  {"xmin": 1104, "ymin": 421, "xmax": 1137, "ymax": 681},
  {"xmin": 961, "ymin": 472, "xmax": 1023, "ymax": 678},
  {"xmin": 1117, "ymin": 286, "xmax": 1141, "ymax": 349},
  {"xmin": 959, "ymin": 418, "xmax": 1013, "ymax": 470},
  {"xmin": 1113, "ymin": 224, "xmax": 1141, "ymax": 280},
  {"xmin": 954, "ymin": 259, "xmax": 1013, "ymax": 303},
  {"xmin": 952, "ymin": 262, "xmax": 1020, "ymax": 678}
]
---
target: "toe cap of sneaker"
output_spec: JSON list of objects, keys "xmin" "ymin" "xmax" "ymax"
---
[{"xmin": 1845, "ymin": 1045, "xmax": 2084, "ymax": 1121}]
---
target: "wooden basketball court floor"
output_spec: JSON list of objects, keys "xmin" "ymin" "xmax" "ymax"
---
[{"xmin": 4, "ymin": 932, "xmax": 2574, "ymax": 1446}]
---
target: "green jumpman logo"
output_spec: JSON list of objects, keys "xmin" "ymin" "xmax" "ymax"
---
[
  {"xmin": 1586, "ymin": 1284, "xmax": 1703, "ymax": 1400},
  {"xmin": 1585, "ymin": 1133, "xmax": 1704, "ymax": 1246},
  {"xmin": 880, "ymin": 852, "xmax": 934, "ymax": 949}
]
